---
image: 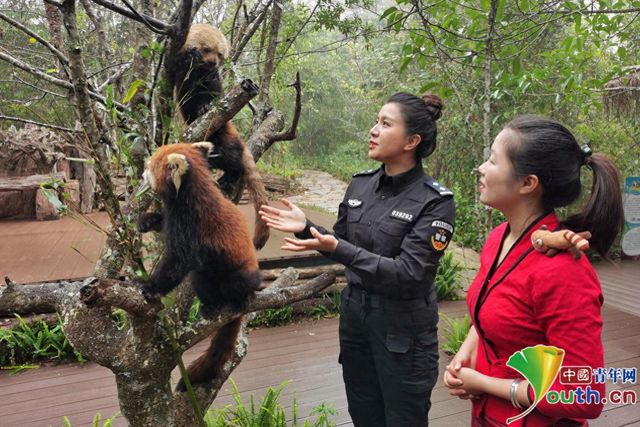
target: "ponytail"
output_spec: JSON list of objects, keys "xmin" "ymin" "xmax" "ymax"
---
[
  {"xmin": 505, "ymin": 116, "xmax": 623, "ymax": 258},
  {"xmin": 564, "ymin": 154, "xmax": 623, "ymax": 257}
]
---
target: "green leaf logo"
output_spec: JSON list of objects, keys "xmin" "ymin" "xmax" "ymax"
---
[{"xmin": 506, "ymin": 345, "xmax": 565, "ymax": 424}]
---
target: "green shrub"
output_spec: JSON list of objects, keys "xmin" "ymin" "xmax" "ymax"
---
[
  {"xmin": 304, "ymin": 289, "xmax": 341, "ymax": 319},
  {"xmin": 0, "ymin": 315, "xmax": 84, "ymax": 369},
  {"xmin": 439, "ymin": 313, "xmax": 471, "ymax": 355},
  {"xmin": 249, "ymin": 305, "xmax": 295, "ymax": 328},
  {"xmin": 206, "ymin": 380, "xmax": 337, "ymax": 427},
  {"xmin": 434, "ymin": 252, "xmax": 463, "ymax": 301}
]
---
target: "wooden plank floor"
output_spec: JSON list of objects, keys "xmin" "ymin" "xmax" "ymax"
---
[
  {"xmin": 1, "ymin": 297, "xmax": 639, "ymax": 427},
  {"xmin": 0, "ymin": 202, "xmax": 338, "ymax": 284}
]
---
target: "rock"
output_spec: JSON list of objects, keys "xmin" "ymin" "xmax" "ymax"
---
[{"xmin": 35, "ymin": 188, "xmax": 60, "ymax": 220}]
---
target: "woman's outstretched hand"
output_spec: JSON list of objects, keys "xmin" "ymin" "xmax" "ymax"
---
[
  {"xmin": 281, "ymin": 227, "xmax": 339, "ymax": 253},
  {"xmin": 259, "ymin": 198, "xmax": 307, "ymax": 233}
]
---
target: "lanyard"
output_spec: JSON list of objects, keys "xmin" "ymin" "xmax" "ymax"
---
[{"xmin": 473, "ymin": 213, "xmax": 551, "ymax": 364}]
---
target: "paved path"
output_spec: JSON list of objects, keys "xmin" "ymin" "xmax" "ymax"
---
[{"xmin": 287, "ymin": 170, "xmax": 348, "ymax": 215}]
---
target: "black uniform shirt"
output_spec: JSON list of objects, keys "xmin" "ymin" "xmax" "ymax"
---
[{"xmin": 298, "ymin": 163, "xmax": 455, "ymax": 300}]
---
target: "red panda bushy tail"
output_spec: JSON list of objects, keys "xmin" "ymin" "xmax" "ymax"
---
[
  {"xmin": 177, "ymin": 317, "xmax": 243, "ymax": 391},
  {"xmin": 241, "ymin": 147, "xmax": 270, "ymax": 250}
]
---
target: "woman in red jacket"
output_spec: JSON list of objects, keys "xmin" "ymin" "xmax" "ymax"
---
[{"xmin": 443, "ymin": 116, "xmax": 623, "ymax": 426}]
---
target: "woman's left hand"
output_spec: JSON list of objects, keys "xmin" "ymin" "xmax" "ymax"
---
[{"xmin": 281, "ymin": 227, "xmax": 339, "ymax": 253}]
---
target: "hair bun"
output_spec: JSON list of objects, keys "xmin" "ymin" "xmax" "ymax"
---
[{"xmin": 421, "ymin": 93, "xmax": 443, "ymax": 121}]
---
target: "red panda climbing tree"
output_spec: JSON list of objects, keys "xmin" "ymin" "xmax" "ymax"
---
[{"xmin": 0, "ymin": 0, "xmax": 320, "ymax": 426}]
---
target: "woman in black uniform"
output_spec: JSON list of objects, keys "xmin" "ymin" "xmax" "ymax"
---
[{"xmin": 259, "ymin": 92, "xmax": 455, "ymax": 427}]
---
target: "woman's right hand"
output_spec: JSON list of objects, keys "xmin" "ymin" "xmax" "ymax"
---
[
  {"xmin": 259, "ymin": 198, "xmax": 308, "ymax": 233},
  {"xmin": 444, "ymin": 348, "xmax": 480, "ymax": 400}
]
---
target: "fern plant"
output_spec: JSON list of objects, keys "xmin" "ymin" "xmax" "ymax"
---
[
  {"xmin": 205, "ymin": 380, "xmax": 336, "ymax": 427},
  {"xmin": 434, "ymin": 251, "xmax": 463, "ymax": 301},
  {"xmin": 439, "ymin": 313, "xmax": 472, "ymax": 355}
]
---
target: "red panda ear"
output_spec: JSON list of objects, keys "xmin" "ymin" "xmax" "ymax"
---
[
  {"xmin": 192, "ymin": 141, "xmax": 214, "ymax": 157},
  {"xmin": 192, "ymin": 141, "xmax": 219, "ymax": 168},
  {"xmin": 166, "ymin": 153, "xmax": 189, "ymax": 194}
]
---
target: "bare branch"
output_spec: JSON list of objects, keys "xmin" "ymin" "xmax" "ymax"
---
[
  {"xmin": 80, "ymin": 0, "xmax": 114, "ymax": 66},
  {"xmin": 89, "ymin": 0, "xmax": 171, "ymax": 34},
  {"xmin": 0, "ymin": 11, "xmax": 69, "ymax": 69},
  {"xmin": 0, "ymin": 49, "xmax": 125, "ymax": 110},
  {"xmin": 182, "ymin": 78, "xmax": 259, "ymax": 142},
  {"xmin": 0, "ymin": 115, "xmax": 80, "ymax": 133},
  {"xmin": 179, "ymin": 269, "xmax": 335, "ymax": 346},
  {"xmin": 231, "ymin": 0, "xmax": 273, "ymax": 63},
  {"xmin": 163, "ymin": 0, "xmax": 195, "ymax": 68},
  {"xmin": 247, "ymin": 108, "xmax": 285, "ymax": 162},
  {"xmin": 540, "ymin": 7, "xmax": 640, "ymax": 15},
  {"xmin": 79, "ymin": 278, "xmax": 163, "ymax": 317},
  {"xmin": 0, "ymin": 277, "xmax": 89, "ymax": 315},
  {"xmin": 270, "ymin": 71, "xmax": 301, "ymax": 142}
]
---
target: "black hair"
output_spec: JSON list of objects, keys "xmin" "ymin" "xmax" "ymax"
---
[
  {"xmin": 504, "ymin": 115, "xmax": 623, "ymax": 256},
  {"xmin": 386, "ymin": 92, "xmax": 443, "ymax": 159}
]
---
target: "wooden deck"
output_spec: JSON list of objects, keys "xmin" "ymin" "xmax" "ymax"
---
[
  {"xmin": 0, "ymin": 203, "xmax": 338, "ymax": 284},
  {"xmin": 1, "ymin": 296, "xmax": 639, "ymax": 427}
]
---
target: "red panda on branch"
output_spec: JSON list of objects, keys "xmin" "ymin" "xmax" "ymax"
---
[
  {"xmin": 137, "ymin": 142, "xmax": 262, "ymax": 389},
  {"xmin": 166, "ymin": 23, "xmax": 269, "ymax": 249}
]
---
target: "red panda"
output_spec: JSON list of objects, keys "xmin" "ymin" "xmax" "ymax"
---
[
  {"xmin": 166, "ymin": 23, "xmax": 270, "ymax": 249},
  {"xmin": 138, "ymin": 142, "xmax": 261, "ymax": 389}
]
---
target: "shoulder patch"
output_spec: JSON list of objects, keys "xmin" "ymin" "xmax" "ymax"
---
[
  {"xmin": 352, "ymin": 168, "xmax": 378, "ymax": 177},
  {"xmin": 424, "ymin": 178, "xmax": 453, "ymax": 197},
  {"xmin": 428, "ymin": 220, "xmax": 454, "ymax": 252}
]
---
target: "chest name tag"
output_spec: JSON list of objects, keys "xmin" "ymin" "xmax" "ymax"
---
[
  {"xmin": 348, "ymin": 199, "xmax": 362, "ymax": 208},
  {"xmin": 391, "ymin": 210, "xmax": 413, "ymax": 222}
]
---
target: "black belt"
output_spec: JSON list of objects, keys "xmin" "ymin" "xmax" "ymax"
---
[{"xmin": 347, "ymin": 285, "xmax": 428, "ymax": 310}]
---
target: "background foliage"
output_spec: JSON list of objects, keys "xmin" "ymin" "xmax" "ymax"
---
[{"xmin": 1, "ymin": 0, "xmax": 638, "ymax": 250}]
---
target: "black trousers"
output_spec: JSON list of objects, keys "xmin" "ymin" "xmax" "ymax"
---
[{"xmin": 339, "ymin": 285, "xmax": 439, "ymax": 427}]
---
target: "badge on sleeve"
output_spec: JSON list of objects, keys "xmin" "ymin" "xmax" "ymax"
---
[
  {"xmin": 348, "ymin": 199, "xmax": 363, "ymax": 208},
  {"xmin": 429, "ymin": 220, "xmax": 454, "ymax": 251}
]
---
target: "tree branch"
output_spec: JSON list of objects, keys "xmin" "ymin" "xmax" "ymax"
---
[
  {"xmin": 0, "ymin": 115, "xmax": 80, "ymax": 133},
  {"xmin": 79, "ymin": 278, "xmax": 163, "ymax": 317},
  {"xmin": 270, "ymin": 71, "xmax": 301, "ymax": 142},
  {"xmin": 182, "ymin": 78, "xmax": 259, "ymax": 142},
  {"xmin": 164, "ymin": 0, "xmax": 194, "ymax": 62},
  {"xmin": 231, "ymin": 0, "xmax": 274, "ymax": 63},
  {"xmin": 0, "ymin": 11, "xmax": 69, "ymax": 70},
  {"xmin": 0, "ymin": 277, "xmax": 90, "ymax": 315},
  {"xmin": 89, "ymin": 0, "xmax": 171, "ymax": 34},
  {"xmin": 179, "ymin": 268, "xmax": 335, "ymax": 346},
  {"xmin": 0, "ymin": 49, "xmax": 125, "ymax": 110},
  {"xmin": 247, "ymin": 109, "xmax": 285, "ymax": 162}
]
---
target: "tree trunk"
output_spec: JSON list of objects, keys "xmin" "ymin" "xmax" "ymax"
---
[{"xmin": 481, "ymin": 0, "xmax": 498, "ymax": 236}]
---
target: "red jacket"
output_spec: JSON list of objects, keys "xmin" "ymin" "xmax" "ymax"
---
[{"xmin": 466, "ymin": 212, "xmax": 605, "ymax": 426}]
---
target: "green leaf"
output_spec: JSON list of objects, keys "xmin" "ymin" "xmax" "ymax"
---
[
  {"xmin": 380, "ymin": 6, "xmax": 398, "ymax": 20},
  {"xmin": 618, "ymin": 46, "xmax": 627, "ymax": 60},
  {"xmin": 512, "ymin": 58, "xmax": 521, "ymax": 75},
  {"xmin": 122, "ymin": 79, "xmax": 145, "ymax": 104},
  {"xmin": 496, "ymin": 0, "xmax": 506, "ymax": 22}
]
